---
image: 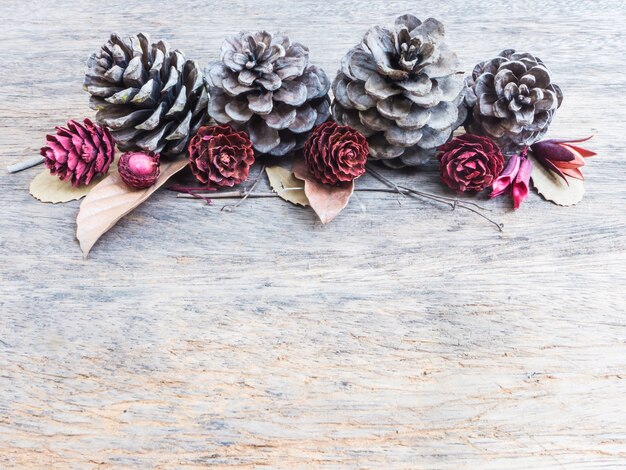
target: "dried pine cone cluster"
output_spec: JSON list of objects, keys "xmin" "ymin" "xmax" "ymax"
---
[
  {"xmin": 206, "ymin": 31, "xmax": 331, "ymax": 157},
  {"xmin": 332, "ymin": 15, "xmax": 466, "ymax": 168},
  {"xmin": 84, "ymin": 33, "xmax": 208, "ymax": 157},
  {"xmin": 464, "ymin": 49, "xmax": 563, "ymax": 154}
]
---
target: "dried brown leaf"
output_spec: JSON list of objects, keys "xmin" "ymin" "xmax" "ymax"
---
[
  {"xmin": 292, "ymin": 157, "xmax": 354, "ymax": 224},
  {"xmin": 265, "ymin": 165, "xmax": 309, "ymax": 206},
  {"xmin": 29, "ymin": 167, "xmax": 113, "ymax": 204},
  {"xmin": 529, "ymin": 154, "xmax": 585, "ymax": 206},
  {"xmin": 76, "ymin": 159, "xmax": 188, "ymax": 257}
]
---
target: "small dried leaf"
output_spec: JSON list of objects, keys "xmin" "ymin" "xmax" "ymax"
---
[
  {"xmin": 292, "ymin": 157, "xmax": 354, "ymax": 224},
  {"xmin": 265, "ymin": 166, "xmax": 309, "ymax": 206},
  {"xmin": 529, "ymin": 154, "xmax": 584, "ymax": 206},
  {"xmin": 76, "ymin": 159, "xmax": 188, "ymax": 257},
  {"xmin": 29, "ymin": 167, "xmax": 115, "ymax": 204}
]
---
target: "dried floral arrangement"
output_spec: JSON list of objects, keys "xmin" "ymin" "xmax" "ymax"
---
[{"xmin": 13, "ymin": 15, "xmax": 595, "ymax": 257}]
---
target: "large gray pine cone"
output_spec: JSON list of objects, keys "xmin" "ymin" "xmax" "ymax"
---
[
  {"xmin": 464, "ymin": 49, "xmax": 563, "ymax": 155},
  {"xmin": 332, "ymin": 15, "xmax": 466, "ymax": 168},
  {"xmin": 84, "ymin": 33, "xmax": 208, "ymax": 157},
  {"xmin": 206, "ymin": 31, "xmax": 331, "ymax": 157}
]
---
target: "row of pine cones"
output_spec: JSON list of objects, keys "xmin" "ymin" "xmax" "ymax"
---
[{"xmin": 84, "ymin": 15, "xmax": 562, "ymax": 166}]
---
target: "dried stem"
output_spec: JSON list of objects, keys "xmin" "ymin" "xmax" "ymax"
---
[
  {"xmin": 366, "ymin": 165, "xmax": 503, "ymax": 232},
  {"xmin": 221, "ymin": 165, "xmax": 266, "ymax": 212},
  {"xmin": 7, "ymin": 156, "xmax": 45, "ymax": 173}
]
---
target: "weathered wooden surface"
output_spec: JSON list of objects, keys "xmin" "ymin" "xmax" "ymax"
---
[{"xmin": 1, "ymin": 0, "xmax": 625, "ymax": 467}]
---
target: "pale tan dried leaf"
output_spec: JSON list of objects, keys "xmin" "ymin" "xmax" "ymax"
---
[
  {"xmin": 529, "ymin": 154, "xmax": 585, "ymax": 206},
  {"xmin": 265, "ymin": 165, "xmax": 309, "ymax": 207},
  {"xmin": 29, "ymin": 169, "xmax": 111, "ymax": 204},
  {"xmin": 76, "ymin": 159, "xmax": 188, "ymax": 257},
  {"xmin": 292, "ymin": 157, "xmax": 354, "ymax": 224}
]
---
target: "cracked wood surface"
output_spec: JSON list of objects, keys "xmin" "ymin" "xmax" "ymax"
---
[{"xmin": 1, "ymin": 0, "xmax": 625, "ymax": 468}]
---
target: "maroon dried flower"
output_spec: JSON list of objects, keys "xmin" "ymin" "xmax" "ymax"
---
[
  {"xmin": 118, "ymin": 151, "xmax": 160, "ymax": 189},
  {"xmin": 438, "ymin": 134, "xmax": 505, "ymax": 192},
  {"xmin": 40, "ymin": 118, "xmax": 115, "ymax": 187},
  {"xmin": 188, "ymin": 125, "xmax": 255, "ymax": 187},
  {"xmin": 303, "ymin": 122, "xmax": 368, "ymax": 185}
]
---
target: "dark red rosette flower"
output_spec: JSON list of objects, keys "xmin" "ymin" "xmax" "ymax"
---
[
  {"xmin": 303, "ymin": 122, "xmax": 368, "ymax": 185},
  {"xmin": 437, "ymin": 134, "xmax": 505, "ymax": 192},
  {"xmin": 118, "ymin": 151, "xmax": 160, "ymax": 189},
  {"xmin": 40, "ymin": 118, "xmax": 115, "ymax": 187},
  {"xmin": 188, "ymin": 125, "xmax": 255, "ymax": 187}
]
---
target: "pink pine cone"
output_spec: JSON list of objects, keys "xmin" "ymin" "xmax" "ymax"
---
[{"xmin": 40, "ymin": 118, "xmax": 115, "ymax": 187}]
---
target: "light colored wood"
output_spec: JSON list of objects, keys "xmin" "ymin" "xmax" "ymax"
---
[{"xmin": 1, "ymin": 0, "xmax": 625, "ymax": 467}]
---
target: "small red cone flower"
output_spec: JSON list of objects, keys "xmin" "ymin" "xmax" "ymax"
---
[
  {"xmin": 40, "ymin": 118, "xmax": 115, "ymax": 186},
  {"xmin": 303, "ymin": 122, "xmax": 368, "ymax": 185},
  {"xmin": 437, "ymin": 134, "xmax": 505, "ymax": 193},
  {"xmin": 188, "ymin": 125, "xmax": 255, "ymax": 188},
  {"xmin": 118, "ymin": 151, "xmax": 160, "ymax": 189},
  {"xmin": 530, "ymin": 136, "xmax": 596, "ymax": 183}
]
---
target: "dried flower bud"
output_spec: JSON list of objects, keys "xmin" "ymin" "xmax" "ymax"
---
[{"xmin": 118, "ymin": 151, "xmax": 160, "ymax": 189}]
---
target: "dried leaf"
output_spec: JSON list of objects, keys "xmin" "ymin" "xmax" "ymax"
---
[
  {"xmin": 292, "ymin": 157, "xmax": 354, "ymax": 224},
  {"xmin": 29, "ymin": 168, "xmax": 112, "ymax": 204},
  {"xmin": 76, "ymin": 159, "xmax": 188, "ymax": 257},
  {"xmin": 265, "ymin": 165, "xmax": 309, "ymax": 206},
  {"xmin": 529, "ymin": 154, "xmax": 585, "ymax": 206}
]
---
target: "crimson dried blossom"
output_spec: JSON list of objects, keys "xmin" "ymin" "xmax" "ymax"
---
[
  {"xmin": 118, "ymin": 151, "xmax": 160, "ymax": 189},
  {"xmin": 490, "ymin": 152, "xmax": 533, "ymax": 209},
  {"xmin": 40, "ymin": 118, "xmax": 115, "ymax": 187},
  {"xmin": 437, "ymin": 134, "xmax": 505, "ymax": 192},
  {"xmin": 303, "ymin": 122, "xmax": 368, "ymax": 185},
  {"xmin": 531, "ymin": 136, "xmax": 595, "ymax": 182},
  {"xmin": 188, "ymin": 125, "xmax": 255, "ymax": 188}
]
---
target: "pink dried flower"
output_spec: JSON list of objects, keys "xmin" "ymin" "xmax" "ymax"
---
[{"xmin": 118, "ymin": 151, "xmax": 160, "ymax": 189}]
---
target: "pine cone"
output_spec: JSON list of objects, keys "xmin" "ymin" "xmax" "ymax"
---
[
  {"xmin": 84, "ymin": 33, "xmax": 208, "ymax": 157},
  {"xmin": 332, "ymin": 15, "xmax": 466, "ymax": 168},
  {"xmin": 205, "ymin": 31, "xmax": 331, "ymax": 157},
  {"xmin": 40, "ymin": 118, "xmax": 115, "ymax": 187},
  {"xmin": 464, "ymin": 49, "xmax": 563, "ymax": 155}
]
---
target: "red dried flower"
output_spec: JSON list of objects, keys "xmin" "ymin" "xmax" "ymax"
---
[
  {"xmin": 303, "ymin": 122, "xmax": 368, "ymax": 185},
  {"xmin": 188, "ymin": 125, "xmax": 255, "ymax": 187},
  {"xmin": 118, "ymin": 151, "xmax": 160, "ymax": 189},
  {"xmin": 40, "ymin": 118, "xmax": 115, "ymax": 187},
  {"xmin": 438, "ymin": 134, "xmax": 505, "ymax": 192},
  {"xmin": 530, "ymin": 136, "xmax": 596, "ymax": 183}
]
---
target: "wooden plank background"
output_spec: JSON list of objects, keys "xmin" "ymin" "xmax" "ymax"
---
[{"xmin": 1, "ymin": 0, "xmax": 625, "ymax": 467}]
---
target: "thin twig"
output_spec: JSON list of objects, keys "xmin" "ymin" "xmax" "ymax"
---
[
  {"xmin": 221, "ymin": 164, "xmax": 266, "ymax": 212},
  {"xmin": 366, "ymin": 164, "xmax": 503, "ymax": 232},
  {"xmin": 178, "ymin": 192, "xmax": 278, "ymax": 199},
  {"xmin": 7, "ymin": 156, "xmax": 45, "ymax": 173}
]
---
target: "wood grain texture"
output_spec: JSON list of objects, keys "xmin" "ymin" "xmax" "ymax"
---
[{"xmin": 1, "ymin": 0, "xmax": 625, "ymax": 467}]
